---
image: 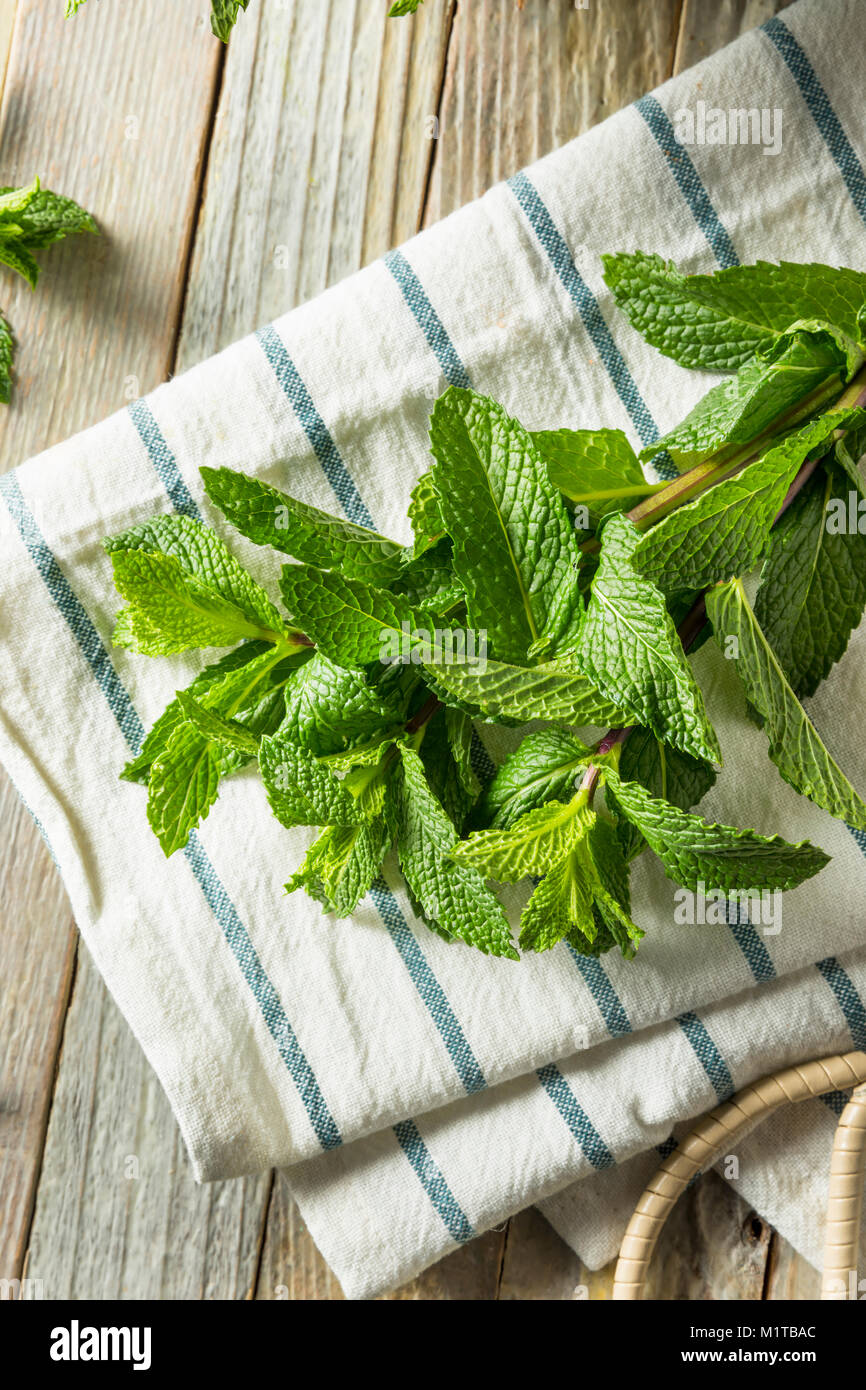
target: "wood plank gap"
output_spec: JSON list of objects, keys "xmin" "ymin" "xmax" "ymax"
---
[
  {"xmin": 494, "ymin": 1216, "xmax": 511, "ymax": 1299},
  {"xmin": 669, "ymin": 0, "xmax": 688, "ymax": 79},
  {"xmin": 251, "ymin": 1169, "xmax": 278, "ymax": 1301},
  {"xmin": 417, "ymin": 0, "xmax": 458, "ymax": 231},
  {"xmin": 168, "ymin": 36, "xmax": 230, "ymax": 379}
]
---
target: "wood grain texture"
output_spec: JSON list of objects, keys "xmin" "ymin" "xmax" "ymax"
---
[{"xmin": 0, "ymin": 0, "xmax": 221, "ymax": 461}]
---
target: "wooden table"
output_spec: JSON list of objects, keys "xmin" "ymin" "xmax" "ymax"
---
[{"xmin": 0, "ymin": 0, "xmax": 819, "ymax": 1300}]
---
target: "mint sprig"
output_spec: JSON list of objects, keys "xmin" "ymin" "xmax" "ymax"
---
[{"xmin": 105, "ymin": 254, "xmax": 866, "ymax": 965}]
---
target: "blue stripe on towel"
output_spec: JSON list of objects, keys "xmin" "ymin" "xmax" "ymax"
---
[
  {"xmin": 384, "ymin": 249, "xmax": 472, "ymax": 389},
  {"xmin": 724, "ymin": 900, "xmax": 777, "ymax": 984},
  {"xmin": 635, "ymin": 95, "xmax": 739, "ymax": 269},
  {"xmin": 763, "ymin": 16, "xmax": 866, "ymax": 228},
  {"xmin": 815, "ymin": 957, "xmax": 866, "ymax": 1050},
  {"xmin": 676, "ymin": 1011, "xmax": 735, "ymax": 1102},
  {"xmin": 536, "ymin": 1062, "xmax": 615, "ymax": 1169},
  {"xmin": 567, "ymin": 951, "xmax": 632, "ymax": 1038},
  {"xmin": 0, "ymin": 470, "xmax": 342, "ymax": 1153},
  {"xmin": 370, "ymin": 879, "xmax": 487, "ymax": 1094},
  {"xmin": 256, "ymin": 324, "xmax": 375, "ymax": 528},
  {"xmin": 128, "ymin": 399, "xmax": 201, "ymax": 520},
  {"xmin": 392, "ymin": 1119, "xmax": 476, "ymax": 1243},
  {"xmin": 507, "ymin": 170, "xmax": 661, "ymax": 451}
]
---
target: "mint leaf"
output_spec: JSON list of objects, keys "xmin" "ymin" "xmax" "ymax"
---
[
  {"xmin": 616, "ymin": 725, "xmax": 716, "ymax": 859},
  {"xmin": 642, "ymin": 327, "xmax": 852, "ymax": 470},
  {"xmin": 389, "ymin": 0, "xmax": 424, "ymax": 13},
  {"xmin": 576, "ymin": 512, "xmax": 720, "ymax": 762},
  {"xmin": 518, "ymin": 848, "xmax": 595, "ymax": 953},
  {"xmin": 706, "ymin": 578, "xmax": 866, "ymax": 830},
  {"xmin": 279, "ymin": 564, "xmax": 427, "ymax": 669},
  {"xmin": 407, "ymin": 471, "xmax": 445, "ymax": 557},
  {"xmin": 0, "ymin": 178, "xmax": 40, "ymax": 221},
  {"xmin": 589, "ymin": 816, "xmax": 644, "ymax": 957},
  {"xmin": 632, "ymin": 411, "xmax": 866, "ymax": 594},
  {"xmin": 110, "ymin": 550, "xmax": 287, "ymax": 655},
  {"xmin": 531, "ymin": 427, "xmax": 659, "ymax": 522},
  {"xmin": 287, "ymin": 819, "xmax": 391, "ymax": 916},
  {"xmin": 0, "ymin": 237, "xmax": 40, "ymax": 289},
  {"xmin": 418, "ymin": 708, "xmax": 479, "ymax": 830},
  {"xmin": 201, "ymin": 466, "xmax": 406, "ymax": 585},
  {"xmin": 605, "ymin": 769, "xmax": 829, "ymax": 893},
  {"xmin": 754, "ymin": 460, "xmax": 866, "ymax": 697},
  {"xmin": 429, "ymin": 387, "xmax": 583, "ymax": 664},
  {"xmin": 259, "ymin": 737, "xmax": 364, "ymax": 829},
  {"xmin": 175, "ymin": 691, "xmax": 260, "ymax": 756},
  {"xmin": 0, "ymin": 311, "xmax": 13, "ymax": 404},
  {"xmin": 391, "ymin": 541, "xmax": 464, "ymax": 615},
  {"xmin": 452, "ymin": 792, "xmax": 592, "ymax": 881},
  {"xmin": 140, "ymin": 647, "xmax": 298, "ymax": 853},
  {"xmin": 105, "ymin": 513, "xmax": 287, "ymax": 636},
  {"xmin": 0, "ymin": 185, "xmax": 98, "ymax": 249},
  {"xmin": 602, "ymin": 252, "xmax": 866, "ymax": 372},
  {"xmin": 122, "ymin": 642, "xmax": 297, "ymax": 784},
  {"xmin": 423, "ymin": 653, "xmax": 627, "ymax": 727},
  {"xmin": 277, "ymin": 650, "xmax": 410, "ymax": 756},
  {"xmin": 395, "ymin": 744, "xmax": 517, "ymax": 959},
  {"xmin": 482, "ymin": 730, "xmax": 590, "ymax": 830},
  {"xmin": 210, "ymin": 0, "xmax": 250, "ymax": 42}
]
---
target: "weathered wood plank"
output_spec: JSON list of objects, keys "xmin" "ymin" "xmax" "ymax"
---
[
  {"xmin": 24, "ymin": 945, "xmax": 269, "ymax": 1300},
  {"xmin": 763, "ymin": 1232, "xmax": 822, "ymax": 1301},
  {"xmin": 176, "ymin": 0, "xmax": 455, "ymax": 372}
]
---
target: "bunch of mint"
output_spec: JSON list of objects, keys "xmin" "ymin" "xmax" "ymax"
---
[
  {"xmin": 105, "ymin": 254, "xmax": 866, "ymax": 964},
  {"xmin": 0, "ymin": 178, "xmax": 97, "ymax": 403}
]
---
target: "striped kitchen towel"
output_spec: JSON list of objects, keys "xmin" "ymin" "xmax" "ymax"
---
[{"xmin": 2, "ymin": 0, "xmax": 865, "ymax": 1297}]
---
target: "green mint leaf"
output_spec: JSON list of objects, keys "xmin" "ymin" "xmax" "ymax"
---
[
  {"xmin": 616, "ymin": 725, "xmax": 717, "ymax": 859},
  {"xmin": 641, "ymin": 327, "xmax": 852, "ymax": 470},
  {"xmin": 200, "ymin": 466, "xmax": 406, "ymax": 585},
  {"xmin": 453, "ymin": 792, "xmax": 592, "ymax": 882},
  {"xmin": 0, "ymin": 178, "xmax": 40, "ymax": 221},
  {"xmin": 632, "ymin": 410, "xmax": 866, "ymax": 594},
  {"xmin": 518, "ymin": 848, "xmax": 595, "ymax": 953},
  {"xmin": 706, "ymin": 578, "xmax": 866, "ymax": 830},
  {"xmin": 602, "ymin": 252, "xmax": 866, "ymax": 372},
  {"xmin": 389, "ymin": 0, "xmax": 424, "ymax": 13},
  {"xmin": 121, "ymin": 642, "xmax": 295, "ymax": 784},
  {"xmin": 105, "ymin": 513, "xmax": 287, "ymax": 636},
  {"xmin": 407, "ymin": 471, "xmax": 445, "ymax": 557},
  {"xmin": 588, "ymin": 816, "xmax": 644, "ymax": 957},
  {"xmin": 576, "ymin": 512, "xmax": 720, "ymax": 762},
  {"xmin": 429, "ymin": 387, "xmax": 582, "ymax": 664},
  {"xmin": 754, "ymin": 460, "xmax": 866, "ymax": 697},
  {"xmin": 277, "ymin": 650, "xmax": 410, "ymax": 756},
  {"xmin": 605, "ymin": 768, "xmax": 829, "ymax": 893},
  {"xmin": 146, "ymin": 723, "xmax": 221, "ymax": 856},
  {"xmin": 0, "ymin": 311, "xmax": 14, "ymax": 404},
  {"xmin": 286, "ymin": 819, "xmax": 391, "ymax": 917},
  {"xmin": 531, "ymin": 427, "xmax": 660, "ymax": 522},
  {"xmin": 279, "ymin": 564, "xmax": 426, "ymax": 669},
  {"xmin": 1, "ymin": 186, "xmax": 98, "ymax": 249},
  {"xmin": 0, "ymin": 237, "xmax": 40, "ymax": 289},
  {"xmin": 423, "ymin": 653, "xmax": 627, "ymax": 727},
  {"xmin": 481, "ymin": 729, "xmax": 591, "ymax": 830},
  {"xmin": 110, "ymin": 550, "xmax": 287, "ymax": 655},
  {"xmin": 391, "ymin": 540, "xmax": 464, "ymax": 615},
  {"xmin": 395, "ymin": 744, "xmax": 517, "ymax": 959},
  {"xmin": 175, "ymin": 691, "xmax": 260, "ymax": 756},
  {"xmin": 418, "ymin": 707, "xmax": 479, "ymax": 830},
  {"xmin": 210, "ymin": 0, "xmax": 250, "ymax": 42},
  {"xmin": 259, "ymin": 737, "xmax": 364, "ymax": 829},
  {"xmin": 142, "ymin": 646, "xmax": 294, "ymax": 853},
  {"xmin": 445, "ymin": 706, "xmax": 481, "ymax": 802}
]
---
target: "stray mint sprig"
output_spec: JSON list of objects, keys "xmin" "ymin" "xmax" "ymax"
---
[
  {"xmin": 104, "ymin": 254, "xmax": 866, "ymax": 964},
  {"xmin": 0, "ymin": 176, "xmax": 97, "ymax": 403}
]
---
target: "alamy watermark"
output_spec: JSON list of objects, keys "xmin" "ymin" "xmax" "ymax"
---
[
  {"xmin": 673, "ymin": 100, "xmax": 783, "ymax": 157},
  {"xmin": 673, "ymin": 882, "xmax": 782, "ymax": 935},
  {"xmin": 380, "ymin": 622, "xmax": 488, "ymax": 671}
]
